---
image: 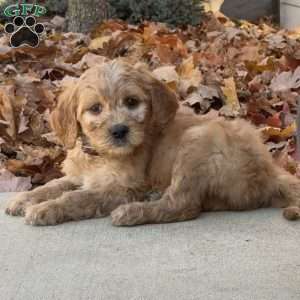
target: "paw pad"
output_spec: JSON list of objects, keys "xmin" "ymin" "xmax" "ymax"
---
[{"xmin": 4, "ymin": 16, "xmax": 45, "ymax": 48}]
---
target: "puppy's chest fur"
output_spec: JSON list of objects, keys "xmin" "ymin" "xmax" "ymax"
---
[
  {"xmin": 62, "ymin": 143, "xmax": 150, "ymax": 190},
  {"xmin": 61, "ymin": 142, "xmax": 177, "ymax": 193}
]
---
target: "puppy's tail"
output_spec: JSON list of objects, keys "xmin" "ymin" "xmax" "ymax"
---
[{"xmin": 272, "ymin": 170, "xmax": 300, "ymax": 221}]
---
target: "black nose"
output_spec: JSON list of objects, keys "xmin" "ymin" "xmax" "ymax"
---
[{"xmin": 110, "ymin": 124, "xmax": 129, "ymax": 140}]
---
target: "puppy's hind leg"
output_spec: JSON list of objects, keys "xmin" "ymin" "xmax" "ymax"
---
[
  {"xmin": 272, "ymin": 170, "xmax": 300, "ymax": 221},
  {"xmin": 111, "ymin": 191, "xmax": 201, "ymax": 226},
  {"xmin": 112, "ymin": 148, "xmax": 204, "ymax": 226}
]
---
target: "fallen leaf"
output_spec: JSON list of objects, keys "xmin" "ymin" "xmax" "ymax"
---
[
  {"xmin": 178, "ymin": 56, "xmax": 203, "ymax": 95},
  {"xmin": 89, "ymin": 36, "xmax": 112, "ymax": 50},
  {"xmin": 261, "ymin": 122, "xmax": 296, "ymax": 140},
  {"xmin": 184, "ymin": 84, "xmax": 220, "ymax": 114},
  {"xmin": 239, "ymin": 46, "xmax": 261, "ymax": 62},
  {"xmin": 265, "ymin": 33, "xmax": 286, "ymax": 49},
  {"xmin": 220, "ymin": 77, "xmax": 243, "ymax": 117},
  {"xmin": 152, "ymin": 66, "xmax": 179, "ymax": 90},
  {"xmin": 270, "ymin": 66, "xmax": 300, "ymax": 92},
  {"xmin": 73, "ymin": 53, "xmax": 107, "ymax": 70},
  {"xmin": 18, "ymin": 109, "xmax": 29, "ymax": 134},
  {"xmin": 267, "ymin": 141, "xmax": 287, "ymax": 152}
]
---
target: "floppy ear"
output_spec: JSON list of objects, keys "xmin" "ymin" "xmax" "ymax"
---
[
  {"xmin": 150, "ymin": 78, "xmax": 179, "ymax": 132},
  {"xmin": 50, "ymin": 84, "xmax": 79, "ymax": 149},
  {"xmin": 133, "ymin": 63, "xmax": 178, "ymax": 131}
]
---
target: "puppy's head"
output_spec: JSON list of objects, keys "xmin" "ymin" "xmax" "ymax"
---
[{"xmin": 51, "ymin": 60, "xmax": 179, "ymax": 157}]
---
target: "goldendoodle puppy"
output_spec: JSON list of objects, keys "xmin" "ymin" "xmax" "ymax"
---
[{"xmin": 5, "ymin": 60, "xmax": 300, "ymax": 226}]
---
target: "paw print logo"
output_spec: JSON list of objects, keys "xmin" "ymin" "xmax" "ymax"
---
[{"xmin": 4, "ymin": 16, "xmax": 45, "ymax": 48}]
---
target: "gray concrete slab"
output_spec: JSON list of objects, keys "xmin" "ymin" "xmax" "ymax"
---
[{"xmin": 0, "ymin": 193, "xmax": 299, "ymax": 300}]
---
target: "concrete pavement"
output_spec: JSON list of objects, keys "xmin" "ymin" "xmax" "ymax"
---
[{"xmin": 0, "ymin": 193, "xmax": 299, "ymax": 300}]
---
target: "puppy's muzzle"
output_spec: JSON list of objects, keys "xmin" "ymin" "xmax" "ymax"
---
[{"xmin": 110, "ymin": 124, "xmax": 130, "ymax": 145}]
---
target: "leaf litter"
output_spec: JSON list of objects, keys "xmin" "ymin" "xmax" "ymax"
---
[{"xmin": 1, "ymin": 12, "xmax": 300, "ymax": 191}]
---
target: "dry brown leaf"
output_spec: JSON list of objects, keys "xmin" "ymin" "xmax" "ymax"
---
[
  {"xmin": 73, "ymin": 53, "xmax": 108, "ymax": 70},
  {"xmin": 261, "ymin": 122, "xmax": 296, "ymax": 140},
  {"xmin": 18, "ymin": 109, "xmax": 29, "ymax": 134},
  {"xmin": 270, "ymin": 66, "xmax": 300, "ymax": 92},
  {"xmin": 267, "ymin": 141, "xmax": 287, "ymax": 152},
  {"xmin": 89, "ymin": 36, "xmax": 112, "ymax": 50},
  {"xmin": 265, "ymin": 34, "xmax": 286, "ymax": 49},
  {"xmin": 178, "ymin": 56, "xmax": 203, "ymax": 95},
  {"xmin": 222, "ymin": 78, "xmax": 238, "ymax": 105},
  {"xmin": 221, "ymin": 77, "xmax": 240, "ymax": 107},
  {"xmin": 184, "ymin": 84, "xmax": 220, "ymax": 113},
  {"xmin": 239, "ymin": 46, "xmax": 261, "ymax": 62},
  {"xmin": 152, "ymin": 66, "xmax": 179, "ymax": 90}
]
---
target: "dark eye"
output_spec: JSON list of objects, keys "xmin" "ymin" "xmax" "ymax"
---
[
  {"xmin": 88, "ymin": 103, "xmax": 102, "ymax": 115},
  {"xmin": 124, "ymin": 97, "xmax": 140, "ymax": 110}
]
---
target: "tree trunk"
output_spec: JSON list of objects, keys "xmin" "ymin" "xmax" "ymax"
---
[{"xmin": 67, "ymin": 0, "xmax": 108, "ymax": 33}]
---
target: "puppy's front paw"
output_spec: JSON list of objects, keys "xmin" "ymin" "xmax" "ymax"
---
[
  {"xmin": 111, "ymin": 203, "xmax": 143, "ymax": 226},
  {"xmin": 25, "ymin": 202, "xmax": 63, "ymax": 226},
  {"xmin": 5, "ymin": 193, "xmax": 31, "ymax": 216}
]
